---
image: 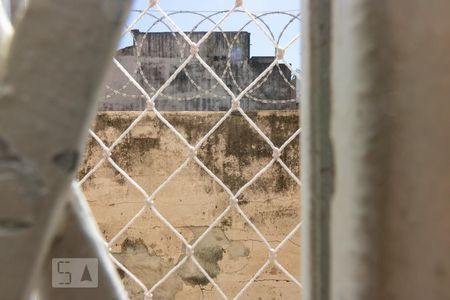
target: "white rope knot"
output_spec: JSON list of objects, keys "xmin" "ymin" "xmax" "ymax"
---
[
  {"xmin": 272, "ymin": 147, "xmax": 281, "ymax": 160},
  {"xmin": 229, "ymin": 196, "xmax": 238, "ymax": 207},
  {"xmin": 149, "ymin": 0, "xmax": 158, "ymax": 8},
  {"xmin": 147, "ymin": 100, "xmax": 155, "ymax": 110},
  {"xmin": 269, "ymin": 248, "xmax": 277, "ymax": 261},
  {"xmin": 186, "ymin": 245, "xmax": 194, "ymax": 257},
  {"xmin": 190, "ymin": 44, "xmax": 199, "ymax": 55},
  {"xmin": 146, "ymin": 197, "xmax": 155, "ymax": 207},
  {"xmin": 235, "ymin": 0, "xmax": 243, "ymax": 7},
  {"xmin": 188, "ymin": 145, "xmax": 197, "ymax": 158},
  {"xmin": 103, "ymin": 150, "xmax": 112, "ymax": 158},
  {"xmin": 144, "ymin": 293, "xmax": 153, "ymax": 300},
  {"xmin": 276, "ymin": 48, "xmax": 285, "ymax": 60},
  {"xmin": 231, "ymin": 99, "xmax": 240, "ymax": 111}
]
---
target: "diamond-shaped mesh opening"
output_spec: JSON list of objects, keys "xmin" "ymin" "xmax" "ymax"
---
[
  {"xmin": 115, "ymin": 7, "xmax": 195, "ymax": 107},
  {"xmin": 150, "ymin": 267, "xmax": 212, "ymax": 300},
  {"xmin": 150, "ymin": 258, "xmax": 226, "ymax": 300},
  {"xmin": 243, "ymin": 64, "xmax": 291, "ymax": 102},
  {"xmin": 241, "ymin": 111, "xmax": 300, "ymax": 145},
  {"xmin": 108, "ymin": 112, "xmax": 189, "ymax": 190},
  {"xmin": 153, "ymin": 56, "xmax": 232, "ymax": 111},
  {"xmin": 110, "ymin": 208, "xmax": 185, "ymax": 288},
  {"xmin": 191, "ymin": 208, "xmax": 270, "ymax": 299},
  {"xmin": 135, "ymin": 35, "xmax": 192, "ymax": 101},
  {"xmin": 162, "ymin": 112, "xmax": 228, "ymax": 145},
  {"xmin": 237, "ymin": 164, "xmax": 301, "ymax": 247},
  {"xmin": 154, "ymin": 160, "xmax": 229, "ymax": 235},
  {"xmin": 83, "ymin": 163, "xmax": 147, "ymax": 241},
  {"xmin": 196, "ymin": 113, "xmax": 273, "ymax": 194},
  {"xmin": 103, "ymin": 58, "xmax": 147, "ymax": 111},
  {"xmin": 92, "ymin": 112, "xmax": 140, "ymax": 143},
  {"xmin": 237, "ymin": 262, "xmax": 301, "ymax": 300}
]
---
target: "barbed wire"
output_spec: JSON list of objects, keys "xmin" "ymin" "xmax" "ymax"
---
[
  {"xmin": 104, "ymin": 9, "xmax": 301, "ymax": 105},
  {"xmin": 142, "ymin": 9, "xmax": 301, "ymax": 13}
]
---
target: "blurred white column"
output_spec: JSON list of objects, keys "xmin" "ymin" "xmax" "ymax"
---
[{"xmin": 330, "ymin": 1, "xmax": 450, "ymax": 300}]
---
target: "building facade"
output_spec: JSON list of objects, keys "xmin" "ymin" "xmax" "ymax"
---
[{"xmin": 99, "ymin": 30, "xmax": 297, "ymax": 111}]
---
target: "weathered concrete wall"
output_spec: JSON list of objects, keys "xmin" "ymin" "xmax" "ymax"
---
[
  {"xmin": 79, "ymin": 111, "xmax": 301, "ymax": 299},
  {"xmin": 100, "ymin": 31, "xmax": 297, "ymax": 111},
  {"xmin": 127, "ymin": 31, "xmax": 250, "ymax": 60}
]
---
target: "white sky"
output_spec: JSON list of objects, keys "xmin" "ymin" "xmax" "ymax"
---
[{"xmin": 120, "ymin": 0, "xmax": 301, "ymax": 70}]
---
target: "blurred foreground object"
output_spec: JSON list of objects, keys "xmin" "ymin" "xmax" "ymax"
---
[
  {"xmin": 0, "ymin": 0, "xmax": 131, "ymax": 299},
  {"xmin": 302, "ymin": 0, "xmax": 450, "ymax": 300}
]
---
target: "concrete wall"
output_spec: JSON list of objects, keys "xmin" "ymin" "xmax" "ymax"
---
[
  {"xmin": 78, "ymin": 111, "xmax": 301, "ymax": 300},
  {"xmin": 127, "ymin": 31, "xmax": 251, "ymax": 60},
  {"xmin": 99, "ymin": 31, "xmax": 298, "ymax": 111}
]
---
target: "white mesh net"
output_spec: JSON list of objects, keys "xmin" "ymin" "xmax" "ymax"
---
[{"xmin": 79, "ymin": 1, "xmax": 301, "ymax": 299}]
